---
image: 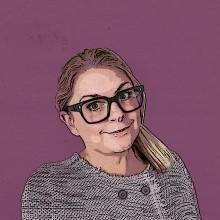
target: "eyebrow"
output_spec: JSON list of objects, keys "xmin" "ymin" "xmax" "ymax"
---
[{"xmin": 79, "ymin": 81, "xmax": 132, "ymax": 102}]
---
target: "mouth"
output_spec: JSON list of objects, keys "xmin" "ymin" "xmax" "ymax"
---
[{"xmin": 106, "ymin": 122, "xmax": 133, "ymax": 134}]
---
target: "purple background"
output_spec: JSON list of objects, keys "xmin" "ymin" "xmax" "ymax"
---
[{"xmin": 0, "ymin": 1, "xmax": 219, "ymax": 219}]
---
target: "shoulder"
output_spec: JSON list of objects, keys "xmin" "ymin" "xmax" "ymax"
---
[
  {"xmin": 165, "ymin": 149, "xmax": 197, "ymax": 190},
  {"xmin": 21, "ymin": 156, "xmax": 78, "ymax": 218},
  {"xmin": 163, "ymin": 151, "xmax": 202, "ymax": 218},
  {"xmin": 169, "ymin": 149, "xmax": 186, "ymax": 170},
  {"xmin": 168, "ymin": 149, "xmax": 189, "ymax": 172},
  {"xmin": 22, "ymin": 154, "xmax": 79, "ymax": 196}
]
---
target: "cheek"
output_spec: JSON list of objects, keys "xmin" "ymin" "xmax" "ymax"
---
[
  {"xmin": 129, "ymin": 110, "xmax": 141, "ymax": 128},
  {"xmin": 133, "ymin": 120, "xmax": 139, "ymax": 130},
  {"xmin": 76, "ymin": 119, "xmax": 103, "ymax": 144},
  {"xmin": 89, "ymin": 134, "xmax": 102, "ymax": 144}
]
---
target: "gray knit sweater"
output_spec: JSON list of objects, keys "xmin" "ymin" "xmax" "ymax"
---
[{"xmin": 21, "ymin": 150, "xmax": 201, "ymax": 219}]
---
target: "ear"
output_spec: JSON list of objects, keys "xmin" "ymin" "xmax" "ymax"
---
[{"xmin": 59, "ymin": 111, "xmax": 80, "ymax": 136}]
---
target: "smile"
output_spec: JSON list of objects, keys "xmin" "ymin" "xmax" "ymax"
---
[
  {"xmin": 111, "ymin": 126, "xmax": 129, "ymax": 134},
  {"xmin": 107, "ymin": 122, "xmax": 132, "ymax": 134}
]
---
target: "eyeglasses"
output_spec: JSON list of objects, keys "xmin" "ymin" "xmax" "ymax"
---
[{"xmin": 62, "ymin": 85, "xmax": 144, "ymax": 124}]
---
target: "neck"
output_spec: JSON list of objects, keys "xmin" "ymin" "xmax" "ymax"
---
[{"xmin": 79, "ymin": 147, "xmax": 150, "ymax": 176}]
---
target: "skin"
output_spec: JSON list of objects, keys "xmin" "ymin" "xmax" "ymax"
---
[{"xmin": 60, "ymin": 67, "xmax": 149, "ymax": 176}]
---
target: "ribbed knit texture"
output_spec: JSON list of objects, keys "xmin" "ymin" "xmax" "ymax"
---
[{"xmin": 21, "ymin": 150, "xmax": 201, "ymax": 219}]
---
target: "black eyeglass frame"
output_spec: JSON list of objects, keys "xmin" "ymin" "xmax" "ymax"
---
[{"xmin": 62, "ymin": 85, "xmax": 144, "ymax": 124}]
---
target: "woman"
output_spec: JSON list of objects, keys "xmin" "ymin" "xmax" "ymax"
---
[{"xmin": 22, "ymin": 48, "xmax": 201, "ymax": 219}]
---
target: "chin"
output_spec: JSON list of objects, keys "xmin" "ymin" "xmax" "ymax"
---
[
  {"xmin": 103, "ymin": 130, "xmax": 135, "ymax": 150},
  {"xmin": 113, "ymin": 138, "xmax": 133, "ymax": 151},
  {"xmin": 110, "ymin": 145, "xmax": 131, "ymax": 154}
]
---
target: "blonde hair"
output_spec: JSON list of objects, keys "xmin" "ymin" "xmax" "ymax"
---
[{"xmin": 55, "ymin": 48, "xmax": 175, "ymax": 173}]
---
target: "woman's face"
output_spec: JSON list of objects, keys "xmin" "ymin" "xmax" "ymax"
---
[{"xmin": 64, "ymin": 67, "xmax": 142, "ymax": 154}]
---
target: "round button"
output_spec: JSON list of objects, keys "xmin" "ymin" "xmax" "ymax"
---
[
  {"xmin": 141, "ymin": 185, "xmax": 150, "ymax": 195},
  {"xmin": 118, "ymin": 189, "xmax": 128, "ymax": 199}
]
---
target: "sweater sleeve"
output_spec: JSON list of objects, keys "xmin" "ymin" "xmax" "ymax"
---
[
  {"xmin": 171, "ymin": 150, "xmax": 202, "ymax": 220},
  {"xmin": 21, "ymin": 165, "xmax": 53, "ymax": 220}
]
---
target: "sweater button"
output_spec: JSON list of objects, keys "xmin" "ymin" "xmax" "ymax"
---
[
  {"xmin": 141, "ymin": 185, "xmax": 150, "ymax": 195},
  {"xmin": 118, "ymin": 189, "xmax": 127, "ymax": 199}
]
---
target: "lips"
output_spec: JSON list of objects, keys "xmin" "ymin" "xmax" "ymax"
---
[
  {"xmin": 104, "ymin": 123, "xmax": 132, "ymax": 134},
  {"xmin": 111, "ymin": 126, "xmax": 130, "ymax": 134}
]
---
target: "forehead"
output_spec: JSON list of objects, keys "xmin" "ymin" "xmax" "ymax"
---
[{"xmin": 71, "ymin": 68, "xmax": 132, "ymax": 102}]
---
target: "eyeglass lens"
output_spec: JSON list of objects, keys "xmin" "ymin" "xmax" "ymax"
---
[{"xmin": 81, "ymin": 87, "xmax": 142, "ymax": 123}]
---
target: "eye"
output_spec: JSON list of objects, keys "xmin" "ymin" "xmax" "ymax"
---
[
  {"xmin": 86, "ymin": 101, "xmax": 105, "ymax": 112},
  {"xmin": 119, "ymin": 90, "xmax": 134, "ymax": 101}
]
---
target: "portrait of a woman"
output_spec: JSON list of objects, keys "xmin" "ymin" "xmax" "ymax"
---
[{"xmin": 21, "ymin": 48, "xmax": 201, "ymax": 219}]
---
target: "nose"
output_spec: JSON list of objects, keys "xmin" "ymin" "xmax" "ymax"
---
[{"xmin": 108, "ymin": 102, "xmax": 125, "ymax": 122}]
